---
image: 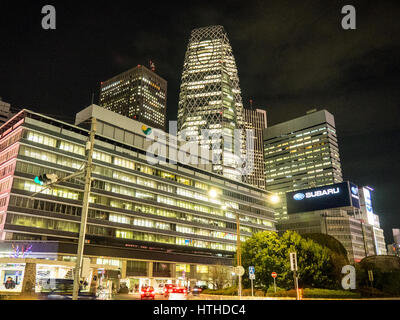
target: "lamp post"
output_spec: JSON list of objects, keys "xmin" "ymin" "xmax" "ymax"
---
[
  {"xmin": 223, "ymin": 202, "xmax": 242, "ymax": 298},
  {"xmin": 208, "ymin": 189, "xmax": 279, "ymax": 299}
]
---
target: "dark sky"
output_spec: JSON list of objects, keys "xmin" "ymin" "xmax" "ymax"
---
[{"xmin": 1, "ymin": 0, "xmax": 399, "ymax": 242}]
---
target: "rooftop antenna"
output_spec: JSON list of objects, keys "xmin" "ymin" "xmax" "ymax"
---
[{"xmin": 91, "ymin": 93, "xmax": 94, "ymax": 105}]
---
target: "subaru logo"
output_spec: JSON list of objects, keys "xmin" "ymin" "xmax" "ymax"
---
[
  {"xmin": 351, "ymin": 186, "xmax": 358, "ymax": 195},
  {"xmin": 293, "ymin": 193, "xmax": 305, "ymax": 201}
]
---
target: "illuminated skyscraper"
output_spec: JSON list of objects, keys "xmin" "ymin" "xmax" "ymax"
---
[
  {"xmin": 99, "ymin": 64, "xmax": 167, "ymax": 131},
  {"xmin": 178, "ymin": 25, "xmax": 245, "ymax": 181},
  {"xmin": 264, "ymin": 109, "xmax": 343, "ymax": 220}
]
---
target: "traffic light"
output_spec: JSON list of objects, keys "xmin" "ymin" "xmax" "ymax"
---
[{"xmin": 34, "ymin": 173, "xmax": 58, "ymax": 186}]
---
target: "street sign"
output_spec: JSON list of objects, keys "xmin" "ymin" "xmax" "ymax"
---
[
  {"xmin": 236, "ymin": 266, "xmax": 245, "ymax": 276},
  {"xmin": 249, "ymin": 274, "xmax": 255, "ymax": 280},
  {"xmin": 249, "ymin": 266, "xmax": 255, "ymax": 276},
  {"xmin": 271, "ymin": 272, "xmax": 277, "ymax": 278},
  {"xmin": 368, "ymin": 270, "xmax": 374, "ymax": 282},
  {"xmin": 290, "ymin": 252, "xmax": 298, "ymax": 271}
]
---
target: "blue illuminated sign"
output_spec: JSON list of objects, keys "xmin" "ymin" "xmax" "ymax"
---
[
  {"xmin": 293, "ymin": 193, "xmax": 305, "ymax": 201},
  {"xmin": 286, "ymin": 181, "xmax": 360, "ymax": 214}
]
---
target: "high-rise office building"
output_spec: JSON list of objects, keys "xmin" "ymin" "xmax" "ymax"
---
[
  {"xmin": 264, "ymin": 109, "xmax": 343, "ymax": 220},
  {"xmin": 178, "ymin": 25, "xmax": 245, "ymax": 182},
  {"xmin": 243, "ymin": 108, "xmax": 267, "ymax": 189},
  {"xmin": 99, "ymin": 64, "xmax": 167, "ymax": 131},
  {"xmin": 0, "ymin": 105, "xmax": 276, "ymax": 291},
  {"xmin": 0, "ymin": 97, "xmax": 11, "ymax": 125}
]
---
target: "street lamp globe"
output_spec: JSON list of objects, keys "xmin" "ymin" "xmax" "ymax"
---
[
  {"xmin": 209, "ymin": 189, "xmax": 218, "ymax": 199},
  {"xmin": 270, "ymin": 194, "xmax": 280, "ymax": 204}
]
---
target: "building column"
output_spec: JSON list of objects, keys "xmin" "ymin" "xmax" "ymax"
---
[
  {"xmin": 190, "ymin": 264, "xmax": 196, "ymax": 287},
  {"xmin": 171, "ymin": 263, "xmax": 176, "ymax": 283},
  {"xmin": 121, "ymin": 260, "xmax": 127, "ymax": 279},
  {"xmin": 90, "ymin": 268, "xmax": 98, "ymax": 295},
  {"xmin": 21, "ymin": 262, "xmax": 36, "ymax": 296},
  {"xmin": 148, "ymin": 262, "xmax": 153, "ymax": 278}
]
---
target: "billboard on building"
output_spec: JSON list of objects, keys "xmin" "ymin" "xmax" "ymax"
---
[
  {"xmin": 286, "ymin": 181, "xmax": 360, "ymax": 214},
  {"xmin": 362, "ymin": 187, "xmax": 375, "ymax": 225}
]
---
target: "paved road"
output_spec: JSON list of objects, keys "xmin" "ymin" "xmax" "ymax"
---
[
  {"xmin": 114, "ymin": 293, "xmax": 205, "ymax": 300},
  {"xmin": 113, "ymin": 293, "xmax": 400, "ymax": 301}
]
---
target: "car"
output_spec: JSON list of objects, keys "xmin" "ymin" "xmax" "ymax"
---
[
  {"xmin": 44, "ymin": 292, "xmax": 97, "ymax": 300},
  {"xmin": 191, "ymin": 286, "xmax": 202, "ymax": 296},
  {"xmin": 168, "ymin": 286, "xmax": 188, "ymax": 300},
  {"xmin": 140, "ymin": 286, "xmax": 156, "ymax": 300},
  {"xmin": 155, "ymin": 284, "xmax": 164, "ymax": 294},
  {"xmin": 39, "ymin": 279, "xmax": 97, "ymax": 300},
  {"xmin": 163, "ymin": 284, "xmax": 177, "ymax": 297}
]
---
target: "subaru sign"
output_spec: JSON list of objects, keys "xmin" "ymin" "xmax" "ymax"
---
[
  {"xmin": 349, "ymin": 182, "xmax": 360, "ymax": 208},
  {"xmin": 286, "ymin": 181, "xmax": 360, "ymax": 214}
]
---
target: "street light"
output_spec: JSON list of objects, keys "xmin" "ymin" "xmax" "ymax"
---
[
  {"xmin": 269, "ymin": 194, "xmax": 280, "ymax": 204},
  {"xmin": 208, "ymin": 188, "xmax": 218, "ymax": 199},
  {"xmin": 208, "ymin": 189, "xmax": 279, "ymax": 299}
]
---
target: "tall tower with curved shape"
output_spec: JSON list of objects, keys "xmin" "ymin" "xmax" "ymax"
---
[{"xmin": 178, "ymin": 25, "xmax": 245, "ymax": 181}]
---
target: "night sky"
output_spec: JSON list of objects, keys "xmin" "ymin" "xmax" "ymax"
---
[{"xmin": 1, "ymin": 0, "xmax": 399, "ymax": 242}]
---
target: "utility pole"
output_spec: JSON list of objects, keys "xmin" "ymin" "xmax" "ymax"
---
[
  {"xmin": 290, "ymin": 252, "xmax": 299, "ymax": 300},
  {"xmin": 72, "ymin": 117, "xmax": 96, "ymax": 300},
  {"xmin": 236, "ymin": 212, "xmax": 242, "ymax": 298}
]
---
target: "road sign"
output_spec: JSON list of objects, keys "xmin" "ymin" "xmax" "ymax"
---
[
  {"xmin": 236, "ymin": 266, "xmax": 245, "ymax": 276},
  {"xmin": 368, "ymin": 270, "xmax": 374, "ymax": 282},
  {"xmin": 271, "ymin": 272, "xmax": 277, "ymax": 278},
  {"xmin": 249, "ymin": 266, "xmax": 255, "ymax": 276},
  {"xmin": 290, "ymin": 252, "xmax": 298, "ymax": 271},
  {"xmin": 249, "ymin": 274, "xmax": 255, "ymax": 280}
]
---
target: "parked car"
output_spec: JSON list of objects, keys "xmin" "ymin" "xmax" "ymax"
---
[{"xmin": 140, "ymin": 286, "xmax": 156, "ymax": 300}]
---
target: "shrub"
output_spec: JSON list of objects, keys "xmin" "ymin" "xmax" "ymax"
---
[
  {"xmin": 202, "ymin": 286, "xmax": 237, "ymax": 296},
  {"xmin": 303, "ymin": 288, "xmax": 360, "ymax": 299},
  {"xmin": 255, "ymin": 290, "xmax": 266, "ymax": 297},
  {"xmin": 267, "ymin": 288, "xmax": 360, "ymax": 299},
  {"xmin": 358, "ymin": 287, "xmax": 388, "ymax": 298},
  {"xmin": 267, "ymin": 285, "xmax": 286, "ymax": 294}
]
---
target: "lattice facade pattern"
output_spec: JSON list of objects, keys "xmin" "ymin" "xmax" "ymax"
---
[
  {"xmin": 178, "ymin": 25, "xmax": 245, "ymax": 181},
  {"xmin": 243, "ymin": 108, "xmax": 267, "ymax": 189}
]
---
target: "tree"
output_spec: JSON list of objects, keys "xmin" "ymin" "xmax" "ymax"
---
[
  {"xmin": 241, "ymin": 230, "xmax": 339, "ymax": 290},
  {"xmin": 302, "ymin": 233, "xmax": 349, "ymax": 286},
  {"xmin": 209, "ymin": 263, "xmax": 231, "ymax": 290}
]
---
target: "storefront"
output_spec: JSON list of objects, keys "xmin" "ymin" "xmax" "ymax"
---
[{"xmin": 0, "ymin": 261, "xmax": 25, "ymax": 293}]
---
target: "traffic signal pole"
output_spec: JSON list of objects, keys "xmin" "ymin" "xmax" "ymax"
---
[{"xmin": 72, "ymin": 117, "xmax": 96, "ymax": 301}]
